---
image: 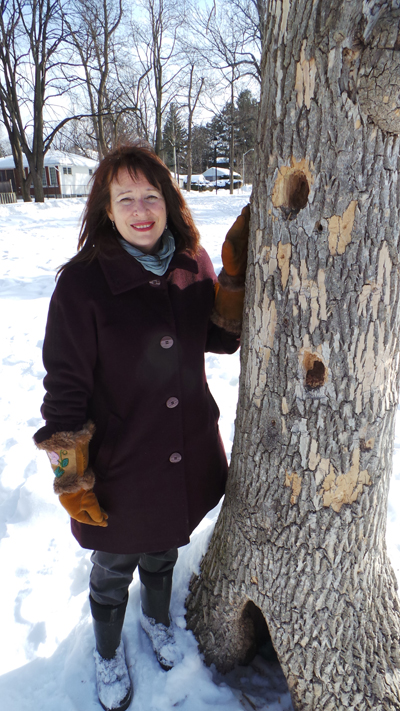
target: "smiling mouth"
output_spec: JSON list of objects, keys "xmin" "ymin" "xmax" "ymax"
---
[{"xmin": 131, "ymin": 222, "xmax": 155, "ymax": 231}]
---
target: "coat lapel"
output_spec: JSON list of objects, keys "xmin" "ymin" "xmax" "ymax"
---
[{"xmin": 98, "ymin": 247, "xmax": 198, "ymax": 296}]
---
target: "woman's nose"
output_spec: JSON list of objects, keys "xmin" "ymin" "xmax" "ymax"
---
[{"xmin": 132, "ymin": 199, "xmax": 148, "ymax": 215}]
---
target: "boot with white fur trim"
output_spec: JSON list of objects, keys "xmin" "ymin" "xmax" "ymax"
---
[
  {"xmin": 93, "ymin": 641, "xmax": 132, "ymax": 711},
  {"xmin": 90, "ymin": 595, "xmax": 133, "ymax": 711},
  {"xmin": 139, "ymin": 570, "xmax": 183, "ymax": 670},
  {"xmin": 140, "ymin": 607, "xmax": 183, "ymax": 671}
]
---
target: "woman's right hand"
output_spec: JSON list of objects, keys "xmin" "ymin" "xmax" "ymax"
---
[
  {"xmin": 34, "ymin": 422, "xmax": 108, "ymax": 527},
  {"xmin": 59, "ymin": 489, "xmax": 108, "ymax": 527}
]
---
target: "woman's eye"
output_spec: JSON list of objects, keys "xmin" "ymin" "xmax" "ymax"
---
[{"xmin": 146, "ymin": 195, "xmax": 158, "ymax": 201}]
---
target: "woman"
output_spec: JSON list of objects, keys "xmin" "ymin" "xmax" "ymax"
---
[{"xmin": 34, "ymin": 143, "xmax": 249, "ymax": 711}]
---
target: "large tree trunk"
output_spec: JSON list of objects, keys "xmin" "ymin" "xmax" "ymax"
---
[
  {"xmin": 9, "ymin": 129, "xmax": 31, "ymax": 202},
  {"xmin": 186, "ymin": 2, "xmax": 400, "ymax": 709}
]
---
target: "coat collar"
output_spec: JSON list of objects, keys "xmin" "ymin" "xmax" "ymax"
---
[{"xmin": 98, "ymin": 245, "xmax": 199, "ymax": 295}]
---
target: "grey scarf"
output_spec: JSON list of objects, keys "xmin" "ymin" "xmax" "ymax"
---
[{"xmin": 118, "ymin": 229, "xmax": 176, "ymax": 275}]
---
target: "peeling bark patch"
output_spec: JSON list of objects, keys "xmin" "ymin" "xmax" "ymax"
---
[
  {"xmin": 308, "ymin": 439, "xmax": 320, "ymax": 471},
  {"xmin": 328, "ymin": 200, "xmax": 357, "ymax": 255},
  {"xmin": 317, "ymin": 270, "xmax": 327, "ymax": 321},
  {"xmin": 360, "ymin": 437, "xmax": 375, "ymax": 452},
  {"xmin": 303, "ymin": 352, "xmax": 327, "ymax": 389},
  {"xmin": 285, "ymin": 471, "xmax": 302, "ymax": 505},
  {"xmin": 295, "ymin": 41, "xmax": 316, "ymax": 109},
  {"xmin": 271, "ymin": 157, "xmax": 314, "ymax": 218},
  {"xmin": 277, "ymin": 241, "xmax": 291, "ymax": 289},
  {"xmin": 278, "ymin": 0, "xmax": 290, "ymax": 41},
  {"xmin": 319, "ymin": 449, "xmax": 371, "ymax": 512}
]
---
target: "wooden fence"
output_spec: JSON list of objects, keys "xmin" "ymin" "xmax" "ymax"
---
[{"xmin": 0, "ymin": 180, "xmax": 17, "ymax": 204}]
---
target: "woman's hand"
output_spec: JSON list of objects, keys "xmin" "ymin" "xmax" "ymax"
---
[
  {"xmin": 221, "ymin": 204, "xmax": 250, "ymax": 278},
  {"xmin": 59, "ymin": 489, "xmax": 108, "ymax": 527},
  {"xmin": 35, "ymin": 421, "xmax": 108, "ymax": 527},
  {"xmin": 211, "ymin": 204, "xmax": 250, "ymax": 334}
]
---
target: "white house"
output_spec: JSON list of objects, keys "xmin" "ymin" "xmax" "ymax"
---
[
  {"xmin": 202, "ymin": 166, "xmax": 242, "ymax": 187},
  {"xmin": 177, "ymin": 173, "xmax": 210, "ymax": 190},
  {"xmin": 0, "ymin": 149, "xmax": 98, "ymax": 199}
]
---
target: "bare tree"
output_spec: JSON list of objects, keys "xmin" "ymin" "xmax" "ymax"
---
[
  {"xmin": 191, "ymin": 1, "xmax": 260, "ymax": 193},
  {"xmin": 60, "ymin": 0, "xmax": 125, "ymax": 159},
  {"xmin": 0, "ymin": 86, "xmax": 32, "ymax": 200},
  {"xmin": 186, "ymin": 1, "xmax": 400, "ymax": 709},
  {"xmin": 132, "ymin": 0, "xmax": 187, "ymax": 155},
  {"xmin": 0, "ymin": 0, "xmax": 86, "ymax": 201},
  {"xmin": 227, "ymin": 0, "xmax": 265, "ymax": 65},
  {"xmin": 0, "ymin": 0, "xmax": 36, "ymax": 200}
]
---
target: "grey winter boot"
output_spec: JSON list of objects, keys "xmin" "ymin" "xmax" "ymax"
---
[
  {"xmin": 90, "ymin": 596, "xmax": 133, "ymax": 711},
  {"xmin": 139, "ymin": 569, "xmax": 183, "ymax": 671}
]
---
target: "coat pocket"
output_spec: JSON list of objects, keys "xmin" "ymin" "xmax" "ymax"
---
[{"xmin": 92, "ymin": 412, "xmax": 122, "ymax": 475}]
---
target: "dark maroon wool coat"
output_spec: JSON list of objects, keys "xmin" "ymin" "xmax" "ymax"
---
[{"xmin": 34, "ymin": 243, "xmax": 239, "ymax": 554}]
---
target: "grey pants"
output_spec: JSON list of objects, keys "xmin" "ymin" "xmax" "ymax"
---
[{"xmin": 89, "ymin": 548, "xmax": 179, "ymax": 607}]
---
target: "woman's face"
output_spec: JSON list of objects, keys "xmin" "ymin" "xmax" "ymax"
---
[{"xmin": 107, "ymin": 169, "xmax": 167, "ymax": 254}]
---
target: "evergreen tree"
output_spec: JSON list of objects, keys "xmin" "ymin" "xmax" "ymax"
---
[
  {"xmin": 205, "ymin": 90, "xmax": 259, "ymax": 180},
  {"xmin": 191, "ymin": 125, "xmax": 213, "ymax": 174},
  {"xmin": 186, "ymin": 91, "xmax": 259, "ymax": 179},
  {"xmin": 235, "ymin": 90, "xmax": 258, "ymax": 154},
  {"xmin": 162, "ymin": 104, "xmax": 187, "ymax": 176}
]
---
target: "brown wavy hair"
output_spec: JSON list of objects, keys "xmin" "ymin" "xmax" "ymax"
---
[{"xmin": 58, "ymin": 141, "xmax": 200, "ymax": 274}]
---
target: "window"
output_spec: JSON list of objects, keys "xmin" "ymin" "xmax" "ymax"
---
[
  {"xmin": 63, "ymin": 167, "xmax": 67, "ymax": 175},
  {"xmin": 42, "ymin": 168, "xmax": 47, "ymax": 186},
  {"xmin": 49, "ymin": 167, "xmax": 58, "ymax": 186},
  {"xmin": 68, "ymin": 167, "xmax": 72, "ymax": 175},
  {"xmin": 63, "ymin": 166, "xmax": 72, "ymax": 175},
  {"xmin": 89, "ymin": 168, "xmax": 93, "ymax": 175}
]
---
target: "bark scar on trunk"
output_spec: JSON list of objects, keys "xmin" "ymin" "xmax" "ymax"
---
[
  {"xmin": 328, "ymin": 200, "xmax": 357, "ymax": 255},
  {"xmin": 271, "ymin": 157, "xmax": 314, "ymax": 219},
  {"xmin": 285, "ymin": 471, "xmax": 302, "ymax": 504},
  {"xmin": 319, "ymin": 449, "xmax": 371, "ymax": 512},
  {"xmin": 295, "ymin": 40, "xmax": 316, "ymax": 109}
]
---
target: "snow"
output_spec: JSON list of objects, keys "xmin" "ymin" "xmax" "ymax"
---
[{"xmin": 0, "ymin": 189, "xmax": 399, "ymax": 711}]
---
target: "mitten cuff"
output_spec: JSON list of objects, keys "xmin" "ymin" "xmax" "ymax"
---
[
  {"xmin": 34, "ymin": 421, "xmax": 95, "ymax": 451},
  {"xmin": 210, "ymin": 308, "xmax": 242, "ymax": 335},
  {"xmin": 54, "ymin": 467, "xmax": 95, "ymax": 494},
  {"xmin": 218, "ymin": 267, "xmax": 245, "ymax": 290}
]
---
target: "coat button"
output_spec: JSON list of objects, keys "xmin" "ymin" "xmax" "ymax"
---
[
  {"xmin": 169, "ymin": 452, "xmax": 182, "ymax": 463},
  {"xmin": 160, "ymin": 336, "xmax": 174, "ymax": 349},
  {"xmin": 149, "ymin": 279, "xmax": 161, "ymax": 286},
  {"xmin": 166, "ymin": 397, "xmax": 179, "ymax": 408}
]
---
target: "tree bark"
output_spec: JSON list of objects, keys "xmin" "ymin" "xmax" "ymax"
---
[
  {"xmin": 186, "ymin": 66, "xmax": 204, "ymax": 192},
  {"xmin": 186, "ymin": 2, "xmax": 400, "ymax": 709}
]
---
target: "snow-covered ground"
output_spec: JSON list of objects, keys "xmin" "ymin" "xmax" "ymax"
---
[{"xmin": 0, "ymin": 190, "xmax": 399, "ymax": 711}]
